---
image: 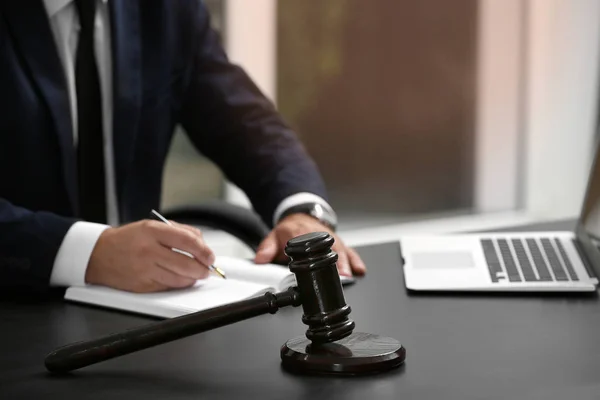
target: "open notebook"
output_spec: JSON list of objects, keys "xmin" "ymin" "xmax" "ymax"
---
[{"xmin": 65, "ymin": 256, "xmax": 355, "ymax": 319}]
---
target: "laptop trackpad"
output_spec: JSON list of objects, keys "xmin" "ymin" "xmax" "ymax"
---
[{"xmin": 411, "ymin": 252, "xmax": 475, "ymax": 269}]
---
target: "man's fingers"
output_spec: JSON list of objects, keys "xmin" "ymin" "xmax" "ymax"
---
[
  {"xmin": 147, "ymin": 221, "xmax": 215, "ymax": 266},
  {"xmin": 347, "ymin": 247, "xmax": 367, "ymax": 275},
  {"xmin": 335, "ymin": 248, "xmax": 352, "ymax": 277},
  {"xmin": 254, "ymin": 232, "xmax": 278, "ymax": 264},
  {"xmin": 170, "ymin": 221, "xmax": 203, "ymax": 238},
  {"xmin": 152, "ymin": 263, "xmax": 197, "ymax": 289},
  {"xmin": 155, "ymin": 246, "xmax": 210, "ymax": 280}
]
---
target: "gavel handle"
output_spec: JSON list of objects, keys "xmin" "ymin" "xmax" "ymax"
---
[{"xmin": 45, "ymin": 287, "xmax": 301, "ymax": 373}]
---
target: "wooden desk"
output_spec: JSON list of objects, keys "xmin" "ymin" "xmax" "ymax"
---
[{"xmin": 2, "ymin": 219, "xmax": 600, "ymax": 399}]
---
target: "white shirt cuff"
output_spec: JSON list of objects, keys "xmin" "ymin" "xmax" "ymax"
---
[
  {"xmin": 272, "ymin": 192, "xmax": 336, "ymax": 226},
  {"xmin": 50, "ymin": 221, "xmax": 110, "ymax": 287}
]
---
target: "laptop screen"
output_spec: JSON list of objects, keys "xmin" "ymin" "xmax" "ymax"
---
[
  {"xmin": 580, "ymin": 146, "xmax": 600, "ymax": 240},
  {"xmin": 576, "ymin": 139, "xmax": 600, "ymax": 273}
]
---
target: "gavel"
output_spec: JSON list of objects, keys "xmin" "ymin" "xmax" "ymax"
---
[{"xmin": 45, "ymin": 232, "xmax": 405, "ymax": 376}]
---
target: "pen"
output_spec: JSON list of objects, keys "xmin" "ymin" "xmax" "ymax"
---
[{"xmin": 150, "ymin": 209, "xmax": 227, "ymax": 279}]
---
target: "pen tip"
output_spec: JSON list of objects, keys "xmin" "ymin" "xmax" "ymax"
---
[{"xmin": 215, "ymin": 267, "xmax": 227, "ymax": 279}]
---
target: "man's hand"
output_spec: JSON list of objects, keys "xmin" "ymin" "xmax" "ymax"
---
[
  {"xmin": 254, "ymin": 214, "xmax": 366, "ymax": 277},
  {"xmin": 86, "ymin": 220, "xmax": 215, "ymax": 293}
]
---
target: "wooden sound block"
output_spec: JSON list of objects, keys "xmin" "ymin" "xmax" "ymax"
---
[{"xmin": 280, "ymin": 332, "xmax": 406, "ymax": 376}]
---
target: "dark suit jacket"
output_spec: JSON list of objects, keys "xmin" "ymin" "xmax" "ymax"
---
[{"xmin": 0, "ymin": 0, "xmax": 327, "ymax": 290}]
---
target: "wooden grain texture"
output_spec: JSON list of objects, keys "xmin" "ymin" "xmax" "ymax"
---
[{"xmin": 281, "ymin": 332, "xmax": 406, "ymax": 376}]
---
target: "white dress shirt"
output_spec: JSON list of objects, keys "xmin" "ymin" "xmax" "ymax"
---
[{"xmin": 44, "ymin": 0, "xmax": 335, "ymax": 287}]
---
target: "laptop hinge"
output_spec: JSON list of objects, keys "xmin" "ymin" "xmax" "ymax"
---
[{"xmin": 572, "ymin": 239, "xmax": 599, "ymax": 281}]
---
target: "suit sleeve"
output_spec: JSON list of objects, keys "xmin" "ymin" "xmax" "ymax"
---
[
  {"xmin": 0, "ymin": 198, "xmax": 76, "ymax": 291},
  {"xmin": 178, "ymin": 1, "xmax": 329, "ymax": 227}
]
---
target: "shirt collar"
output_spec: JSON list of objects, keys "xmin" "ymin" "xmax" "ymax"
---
[
  {"xmin": 43, "ymin": 0, "xmax": 72, "ymax": 17},
  {"xmin": 43, "ymin": 0, "xmax": 108, "ymax": 17}
]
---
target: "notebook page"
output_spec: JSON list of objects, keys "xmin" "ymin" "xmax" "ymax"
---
[
  {"xmin": 65, "ymin": 277, "xmax": 272, "ymax": 319},
  {"xmin": 214, "ymin": 256, "xmax": 292, "ymax": 289},
  {"xmin": 213, "ymin": 256, "xmax": 356, "ymax": 291}
]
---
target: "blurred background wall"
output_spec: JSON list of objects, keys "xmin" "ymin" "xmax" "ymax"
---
[
  {"xmin": 161, "ymin": 0, "xmax": 600, "ymax": 238},
  {"xmin": 276, "ymin": 0, "xmax": 477, "ymax": 225}
]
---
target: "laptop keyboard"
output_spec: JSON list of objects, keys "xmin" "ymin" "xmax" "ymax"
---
[{"xmin": 481, "ymin": 238, "xmax": 579, "ymax": 283}]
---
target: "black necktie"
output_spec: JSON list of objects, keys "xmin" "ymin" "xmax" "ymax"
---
[{"xmin": 74, "ymin": 0, "xmax": 106, "ymax": 223}]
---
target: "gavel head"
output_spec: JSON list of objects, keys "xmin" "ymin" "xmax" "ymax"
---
[{"xmin": 284, "ymin": 232, "xmax": 355, "ymax": 344}]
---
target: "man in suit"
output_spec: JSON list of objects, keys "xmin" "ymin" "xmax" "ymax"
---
[{"xmin": 0, "ymin": 0, "xmax": 366, "ymax": 293}]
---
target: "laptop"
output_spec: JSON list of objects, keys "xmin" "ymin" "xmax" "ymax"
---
[{"xmin": 400, "ymin": 142, "xmax": 600, "ymax": 292}]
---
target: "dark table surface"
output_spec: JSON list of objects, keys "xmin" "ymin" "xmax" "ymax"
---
[{"xmin": 3, "ymin": 218, "xmax": 600, "ymax": 400}]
